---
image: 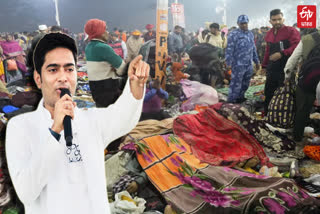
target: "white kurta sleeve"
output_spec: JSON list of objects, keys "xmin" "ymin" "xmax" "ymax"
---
[
  {"xmin": 90, "ymin": 78, "xmax": 145, "ymax": 148},
  {"xmin": 5, "ymin": 117, "xmax": 64, "ymax": 205},
  {"xmin": 284, "ymin": 41, "xmax": 303, "ymax": 79}
]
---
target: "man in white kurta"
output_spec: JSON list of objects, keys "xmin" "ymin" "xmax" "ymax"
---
[{"xmin": 5, "ymin": 33, "xmax": 149, "ymax": 214}]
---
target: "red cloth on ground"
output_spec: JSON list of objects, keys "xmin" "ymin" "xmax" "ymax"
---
[{"xmin": 173, "ymin": 108, "xmax": 270, "ymax": 167}]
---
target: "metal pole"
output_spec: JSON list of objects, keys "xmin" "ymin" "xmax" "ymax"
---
[{"xmin": 53, "ymin": 0, "xmax": 61, "ymax": 26}]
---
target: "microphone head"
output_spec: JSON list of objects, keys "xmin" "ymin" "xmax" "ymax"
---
[{"xmin": 60, "ymin": 88, "xmax": 71, "ymax": 98}]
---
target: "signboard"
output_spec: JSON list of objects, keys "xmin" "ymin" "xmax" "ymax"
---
[
  {"xmin": 297, "ymin": 5, "xmax": 317, "ymax": 28},
  {"xmin": 171, "ymin": 3, "xmax": 186, "ymax": 28},
  {"xmin": 156, "ymin": 0, "xmax": 168, "ymax": 87}
]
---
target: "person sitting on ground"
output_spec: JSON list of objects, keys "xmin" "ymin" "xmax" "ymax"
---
[{"xmin": 141, "ymin": 78, "xmax": 170, "ymax": 121}]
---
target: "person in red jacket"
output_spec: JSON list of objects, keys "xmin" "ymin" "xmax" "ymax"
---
[{"xmin": 262, "ymin": 9, "xmax": 300, "ymax": 113}]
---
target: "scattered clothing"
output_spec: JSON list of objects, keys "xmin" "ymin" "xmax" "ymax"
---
[{"xmin": 173, "ymin": 108, "xmax": 270, "ymax": 167}]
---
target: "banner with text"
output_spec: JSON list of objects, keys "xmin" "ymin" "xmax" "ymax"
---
[
  {"xmin": 156, "ymin": 0, "xmax": 168, "ymax": 87},
  {"xmin": 171, "ymin": 3, "xmax": 186, "ymax": 28}
]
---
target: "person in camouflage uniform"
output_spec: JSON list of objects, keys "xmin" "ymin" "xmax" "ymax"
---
[{"xmin": 225, "ymin": 15, "xmax": 260, "ymax": 103}]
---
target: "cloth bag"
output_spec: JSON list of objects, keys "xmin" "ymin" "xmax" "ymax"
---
[
  {"xmin": 266, "ymin": 81, "xmax": 296, "ymax": 129},
  {"xmin": 110, "ymin": 191, "xmax": 146, "ymax": 214}
]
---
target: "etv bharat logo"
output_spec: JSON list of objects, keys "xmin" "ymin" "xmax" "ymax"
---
[
  {"xmin": 300, "ymin": 6, "xmax": 314, "ymax": 21},
  {"xmin": 297, "ymin": 5, "xmax": 317, "ymax": 28}
]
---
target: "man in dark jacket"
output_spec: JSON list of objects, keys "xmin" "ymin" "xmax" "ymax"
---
[{"xmin": 262, "ymin": 9, "xmax": 300, "ymax": 113}]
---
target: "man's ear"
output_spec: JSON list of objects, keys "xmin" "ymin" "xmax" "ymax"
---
[
  {"xmin": 33, "ymin": 70, "xmax": 42, "ymax": 89},
  {"xmin": 269, "ymin": 20, "xmax": 272, "ymax": 25},
  {"xmin": 282, "ymin": 18, "xmax": 285, "ymax": 24}
]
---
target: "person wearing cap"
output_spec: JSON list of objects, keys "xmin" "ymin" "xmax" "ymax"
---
[
  {"xmin": 6, "ymin": 32, "xmax": 149, "ymax": 214},
  {"xmin": 225, "ymin": 15, "xmax": 260, "ymax": 103},
  {"xmin": 126, "ymin": 30, "xmax": 144, "ymax": 62},
  {"xmin": 84, "ymin": 19, "xmax": 128, "ymax": 107},
  {"xmin": 204, "ymin": 23, "xmax": 226, "ymax": 49},
  {"xmin": 262, "ymin": 9, "xmax": 300, "ymax": 113},
  {"xmin": 31, "ymin": 25, "xmax": 49, "ymax": 52},
  {"xmin": 38, "ymin": 25, "xmax": 49, "ymax": 34},
  {"xmin": 143, "ymin": 24, "xmax": 156, "ymax": 42},
  {"xmin": 108, "ymin": 32, "xmax": 127, "ymax": 60}
]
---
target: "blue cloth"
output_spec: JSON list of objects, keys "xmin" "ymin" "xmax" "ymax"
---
[
  {"xmin": 2, "ymin": 105, "xmax": 19, "ymax": 113},
  {"xmin": 227, "ymin": 65, "xmax": 253, "ymax": 103},
  {"xmin": 237, "ymin": 15, "xmax": 249, "ymax": 23},
  {"xmin": 144, "ymin": 83, "xmax": 169, "ymax": 102},
  {"xmin": 226, "ymin": 29, "xmax": 259, "ymax": 67}
]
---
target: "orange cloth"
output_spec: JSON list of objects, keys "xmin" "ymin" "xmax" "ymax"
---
[
  {"xmin": 84, "ymin": 19, "xmax": 106, "ymax": 40},
  {"xmin": 171, "ymin": 62, "xmax": 187, "ymax": 82},
  {"xmin": 121, "ymin": 33, "xmax": 127, "ymax": 42},
  {"xmin": 304, "ymin": 145, "xmax": 320, "ymax": 161},
  {"xmin": 136, "ymin": 135, "xmax": 208, "ymax": 192}
]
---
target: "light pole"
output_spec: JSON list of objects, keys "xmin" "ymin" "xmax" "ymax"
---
[
  {"xmin": 53, "ymin": 0, "xmax": 61, "ymax": 26},
  {"xmin": 223, "ymin": 0, "xmax": 227, "ymax": 26}
]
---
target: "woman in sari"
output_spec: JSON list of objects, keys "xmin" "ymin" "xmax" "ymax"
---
[{"xmin": 0, "ymin": 34, "xmax": 27, "ymax": 74}]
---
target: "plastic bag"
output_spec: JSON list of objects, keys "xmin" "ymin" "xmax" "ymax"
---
[{"xmin": 110, "ymin": 191, "xmax": 146, "ymax": 214}]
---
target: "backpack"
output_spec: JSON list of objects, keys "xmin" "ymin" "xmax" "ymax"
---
[{"xmin": 298, "ymin": 32, "xmax": 320, "ymax": 93}]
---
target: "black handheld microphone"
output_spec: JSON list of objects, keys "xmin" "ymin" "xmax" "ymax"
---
[{"xmin": 60, "ymin": 88, "xmax": 73, "ymax": 147}]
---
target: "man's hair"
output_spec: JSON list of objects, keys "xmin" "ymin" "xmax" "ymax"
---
[
  {"xmin": 26, "ymin": 33, "xmax": 78, "ymax": 76},
  {"xmin": 209, "ymin": 23, "xmax": 220, "ymax": 30},
  {"xmin": 174, "ymin": 25, "xmax": 182, "ymax": 30},
  {"xmin": 270, "ymin": 9, "xmax": 283, "ymax": 18},
  {"xmin": 51, "ymin": 25, "xmax": 62, "ymax": 32}
]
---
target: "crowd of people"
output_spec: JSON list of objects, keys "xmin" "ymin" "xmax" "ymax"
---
[{"xmin": 1, "ymin": 7, "xmax": 320, "ymax": 214}]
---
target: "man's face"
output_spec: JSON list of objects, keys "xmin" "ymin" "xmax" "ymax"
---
[
  {"xmin": 175, "ymin": 28, "xmax": 182, "ymax": 34},
  {"xmin": 270, "ymin": 14, "xmax": 284, "ymax": 30},
  {"xmin": 238, "ymin": 22, "xmax": 249, "ymax": 31},
  {"xmin": 34, "ymin": 47, "xmax": 77, "ymax": 109},
  {"xmin": 210, "ymin": 28, "xmax": 218, "ymax": 35}
]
